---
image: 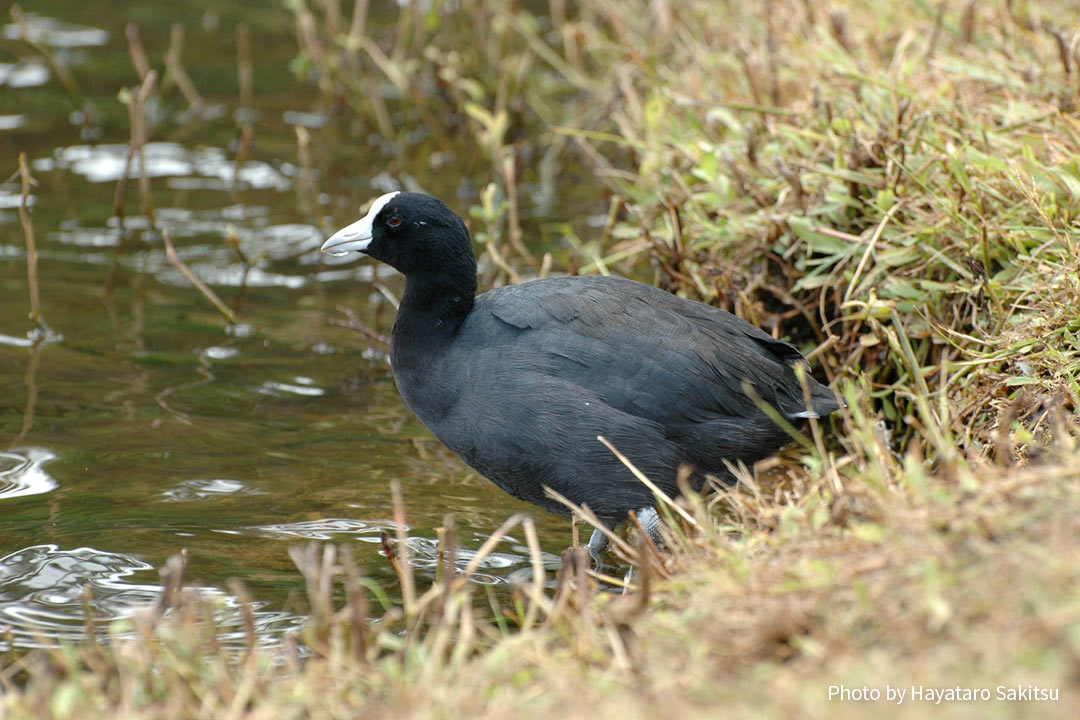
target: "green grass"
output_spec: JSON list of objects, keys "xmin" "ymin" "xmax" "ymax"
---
[
  {"xmin": 4, "ymin": 0, "xmax": 1080, "ymax": 717},
  {"xmin": 554, "ymin": 0, "xmax": 1080, "ymax": 458}
]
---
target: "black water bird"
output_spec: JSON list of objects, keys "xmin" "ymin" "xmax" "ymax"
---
[{"xmin": 322, "ymin": 192, "xmax": 841, "ymax": 553}]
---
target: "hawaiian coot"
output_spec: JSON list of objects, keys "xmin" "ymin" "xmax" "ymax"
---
[{"xmin": 322, "ymin": 192, "xmax": 841, "ymax": 552}]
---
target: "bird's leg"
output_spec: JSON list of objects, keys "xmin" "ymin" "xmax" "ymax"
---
[
  {"xmin": 636, "ymin": 506, "xmax": 665, "ymax": 548},
  {"xmin": 585, "ymin": 526, "xmax": 609, "ymax": 562}
]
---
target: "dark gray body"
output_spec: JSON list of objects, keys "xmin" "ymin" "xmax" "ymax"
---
[{"xmin": 389, "ymin": 275, "xmax": 839, "ymax": 524}]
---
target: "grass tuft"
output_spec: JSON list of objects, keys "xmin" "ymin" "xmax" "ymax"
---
[
  {"xmin": 5, "ymin": 1, "xmax": 1080, "ymax": 716},
  {"xmin": 3, "ymin": 405, "xmax": 1078, "ymax": 718}
]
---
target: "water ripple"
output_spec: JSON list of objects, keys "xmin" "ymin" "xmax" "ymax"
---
[
  {"xmin": 0, "ymin": 61, "xmax": 50, "ymax": 88},
  {"xmin": 34, "ymin": 142, "xmax": 290, "ymax": 190},
  {"xmin": 2, "ymin": 14, "xmax": 109, "ymax": 48},
  {"xmin": 160, "ymin": 478, "xmax": 266, "ymax": 502},
  {"xmin": 0, "ymin": 544, "xmax": 158, "ymax": 648},
  {"xmin": 0, "ymin": 447, "xmax": 59, "ymax": 500},
  {"xmin": 234, "ymin": 519, "xmax": 561, "ymax": 585},
  {"xmin": 239, "ymin": 518, "xmax": 398, "ymax": 541},
  {"xmin": 0, "ymin": 114, "xmax": 28, "ymax": 130},
  {"xmin": 257, "ymin": 378, "xmax": 327, "ymax": 397},
  {"xmin": 0, "ymin": 544, "xmax": 302, "ymax": 650}
]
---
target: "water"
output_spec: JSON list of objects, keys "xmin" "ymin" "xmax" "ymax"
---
[{"xmin": 1, "ymin": 0, "xmax": 589, "ymax": 650}]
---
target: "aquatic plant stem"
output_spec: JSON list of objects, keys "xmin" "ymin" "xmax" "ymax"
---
[
  {"xmin": 17, "ymin": 153, "xmax": 42, "ymax": 328},
  {"xmin": 162, "ymin": 231, "xmax": 238, "ymax": 324},
  {"xmin": 390, "ymin": 480, "xmax": 417, "ymax": 621}
]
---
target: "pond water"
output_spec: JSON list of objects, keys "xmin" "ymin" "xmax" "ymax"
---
[{"xmin": 0, "ymin": 0, "xmax": 598, "ymax": 649}]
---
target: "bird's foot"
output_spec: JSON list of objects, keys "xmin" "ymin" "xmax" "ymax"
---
[
  {"xmin": 585, "ymin": 527, "xmax": 609, "ymax": 564},
  {"xmin": 636, "ymin": 506, "xmax": 665, "ymax": 549}
]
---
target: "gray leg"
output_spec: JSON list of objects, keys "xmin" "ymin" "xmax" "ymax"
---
[
  {"xmin": 637, "ymin": 506, "xmax": 665, "ymax": 548},
  {"xmin": 585, "ymin": 527, "xmax": 609, "ymax": 561}
]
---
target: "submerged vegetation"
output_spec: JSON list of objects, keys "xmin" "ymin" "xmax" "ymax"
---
[{"xmin": 4, "ymin": 0, "xmax": 1080, "ymax": 717}]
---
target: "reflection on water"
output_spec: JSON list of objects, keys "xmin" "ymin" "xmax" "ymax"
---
[
  {"xmin": 34, "ymin": 142, "xmax": 291, "ymax": 189},
  {"xmin": 0, "ymin": 1, "xmax": 591, "ymax": 653},
  {"xmin": 0, "ymin": 544, "xmax": 300, "ymax": 650},
  {"xmin": 2, "ymin": 13, "xmax": 109, "ymax": 48},
  {"xmin": 0, "ymin": 61, "xmax": 50, "ymax": 89},
  {"xmin": 258, "ymin": 377, "xmax": 326, "ymax": 397},
  {"xmin": 236, "ymin": 519, "xmax": 563, "ymax": 586},
  {"xmin": 25, "ymin": 202, "xmax": 391, "ymax": 289},
  {"xmin": 160, "ymin": 478, "xmax": 265, "ymax": 502},
  {"xmin": 0, "ymin": 333, "xmax": 37, "ymax": 348},
  {"xmin": 0, "ymin": 188, "xmax": 30, "ymax": 210},
  {"xmin": 0, "ymin": 114, "xmax": 26, "ymax": 130},
  {"xmin": 0, "ymin": 545, "xmax": 156, "ymax": 648},
  {"xmin": 240, "ymin": 517, "xmax": 401, "ymax": 541},
  {"xmin": 0, "ymin": 448, "xmax": 59, "ymax": 500},
  {"xmin": 405, "ymin": 534, "xmax": 564, "ymax": 586}
]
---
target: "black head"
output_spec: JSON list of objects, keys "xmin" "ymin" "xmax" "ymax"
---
[{"xmin": 321, "ymin": 191, "xmax": 475, "ymax": 278}]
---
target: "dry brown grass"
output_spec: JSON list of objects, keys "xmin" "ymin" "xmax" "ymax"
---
[
  {"xmin": 4, "ymin": 416, "xmax": 1078, "ymax": 719},
  {"xmin": 4, "ymin": 1, "xmax": 1080, "ymax": 717}
]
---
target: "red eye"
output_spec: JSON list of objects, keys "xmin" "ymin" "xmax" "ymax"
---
[{"xmin": 387, "ymin": 214, "xmax": 402, "ymax": 228}]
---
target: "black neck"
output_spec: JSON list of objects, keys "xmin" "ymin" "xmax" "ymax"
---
[{"xmin": 391, "ymin": 270, "xmax": 477, "ymax": 359}]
